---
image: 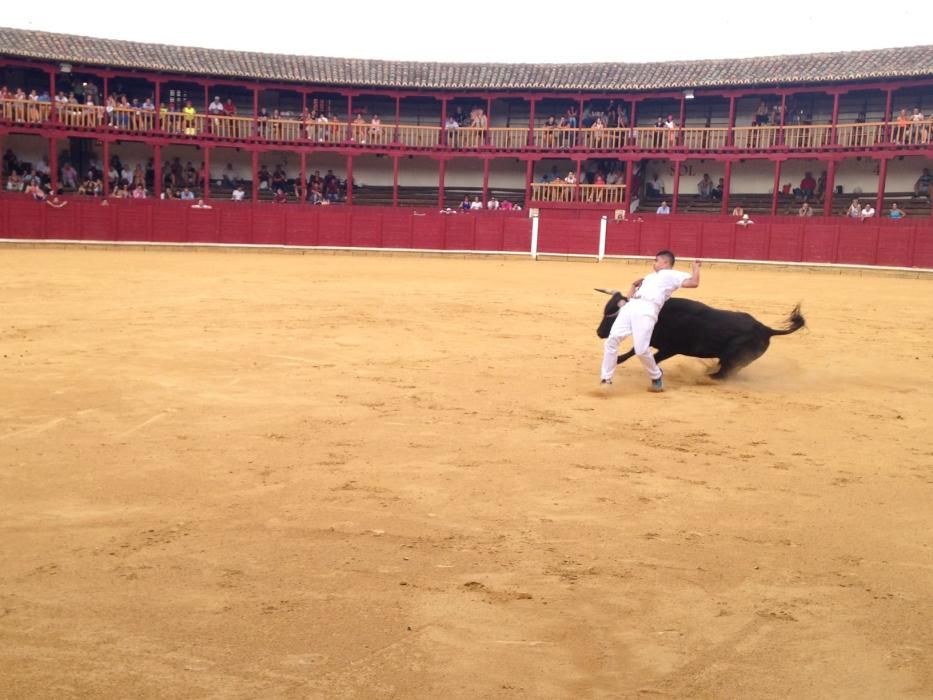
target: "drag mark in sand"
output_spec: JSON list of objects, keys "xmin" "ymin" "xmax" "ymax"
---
[
  {"xmin": 117, "ymin": 412, "xmax": 169, "ymax": 439},
  {"xmin": 0, "ymin": 417, "xmax": 66, "ymax": 442}
]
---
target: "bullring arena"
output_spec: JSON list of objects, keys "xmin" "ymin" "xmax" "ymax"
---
[
  {"xmin": 2, "ymin": 245, "xmax": 932, "ymax": 698},
  {"xmin": 2, "ymin": 24, "xmax": 933, "ymax": 699}
]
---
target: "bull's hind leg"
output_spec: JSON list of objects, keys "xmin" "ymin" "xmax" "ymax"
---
[{"xmin": 711, "ymin": 337, "xmax": 770, "ymax": 379}]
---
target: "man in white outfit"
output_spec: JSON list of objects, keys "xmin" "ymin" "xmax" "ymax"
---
[{"xmin": 600, "ymin": 250, "xmax": 701, "ymax": 391}]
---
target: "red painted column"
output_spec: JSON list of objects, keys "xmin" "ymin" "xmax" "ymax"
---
[
  {"xmin": 300, "ymin": 151, "xmax": 307, "ymax": 203},
  {"xmin": 392, "ymin": 155, "xmax": 399, "ymax": 207},
  {"xmin": 830, "ymin": 92, "xmax": 841, "ymax": 145},
  {"xmin": 720, "ymin": 160, "xmax": 732, "ymax": 215},
  {"xmin": 623, "ymin": 158, "xmax": 634, "ymax": 213},
  {"xmin": 49, "ymin": 71, "xmax": 56, "ymax": 123},
  {"xmin": 440, "ymin": 97, "xmax": 448, "ymax": 146},
  {"xmin": 394, "ymin": 96, "xmax": 401, "ymax": 144},
  {"xmin": 346, "ymin": 94, "xmax": 353, "ymax": 141},
  {"xmin": 252, "ymin": 88, "xmax": 259, "ymax": 137},
  {"xmin": 486, "ymin": 96, "xmax": 493, "ymax": 146},
  {"xmin": 770, "ymin": 159, "xmax": 782, "ymax": 215},
  {"xmin": 438, "ymin": 158, "xmax": 446, "ymax": 208},
  {"xmin": 153, "ymin": 144, "xmax": 162, "ymax": 199},
  {"xmin": 102, "ymin": 139, "xmax": 110, "ymax": 196},
  {"xmin": 627, "ymin": 100, "xmax": 638, "ymax": 148},
  {"xmin": 875, "ymin": 157, "xmax": 887, "ymax": 213},
  {"xmin": 678, "ymin": 95, "xmax": 686, "ymax": 147},
  {"xmin": 49, "ymin": 137, "xmax": 59, "ymax": 193},
  {"xmin": 482, "ymin": 158, "xmax": 490, "ymax": 207},
  {"xmin": 823, "ymin": 160, "xmax": 836, "ymax": 216},
  {"xmin": 346, "ymin": 155, "xmax": 353, "ymax": 204},
  {"xmin": 574, "ymin": 158, "xmax": 582, "ymax": 202},
  {"xmin": 527, "ymin": 98, "xmax": 536, "ymax": 147},
  {"xmin": 154, "ymin": 81, "xmax": 162, "ymax": 130},
  {"xmin": 577, "ymin": 96, "xmax": 585, "ymax": 149},
  {"xmin": 671, "ymin": 160, "xmax": 681, "ymax": 214},
  {"xmin": 883, "ymin": 89, "xmax": 893, "ymax": 143},
  {"xmin": 203, "ymin": 84, "xmax": 209, "ymax": 120},
  {"xmin": 251, "ymin": 150, "xmax": 259, "ymax": 203},
  {"xmin": 525, "ymin": 159, "xmax": 533, "ymax": 207},
  {"xmin": 726, "ymin": 96, "xmax": 737, "ymax": 147},
  {"xmin": 203, "ymin": 146, "xmax": 210, "ymax": 199},
  {"xmin": 778, "ymin": 93, "xmax": 787, "ymax": 146}
]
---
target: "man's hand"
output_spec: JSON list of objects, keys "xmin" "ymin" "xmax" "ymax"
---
[{"xmin": 683, "ymin": 260, "xmax": 701, "ymax": 288}]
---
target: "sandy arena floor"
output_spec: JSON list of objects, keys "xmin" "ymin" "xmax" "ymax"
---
[{"xmin": 1, "ymin": 247, "xmax": 932, "ymax": 699}]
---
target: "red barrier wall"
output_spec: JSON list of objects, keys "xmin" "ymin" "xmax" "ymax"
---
[{"xmin": 1, "ymin": 196, "xmax": 931, "ymax": 268}]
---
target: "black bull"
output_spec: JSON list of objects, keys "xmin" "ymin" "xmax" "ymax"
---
[{"xmin": 597, "ymin": 292, "xmax": 806, "ymax": 379}]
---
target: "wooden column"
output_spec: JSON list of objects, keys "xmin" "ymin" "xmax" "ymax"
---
[
  {"xmin": 875, "ymin": 157, "xmax": 887, "ymax": 214},
  {"xmin": 883, "ymin": 89, "xmax": 893, "ymax": 143},
  {"xmin": 726, "ymin": 96, "xmax": 737, "ymax": 147},
  {"xmin": 203, "ymin": 146, "xmax": 210, "ymax": 199},
  {"xmin": 671, "ymin": 160, "xmax": 681, "ymax": 214},
  {"xmin": 49, "ymin": 71, "xmax": 57, "ymax": 123},
  {"xmin": 628, "ymin": 100, "xmax": 638, "ymax": 147},
  {"xmin": 49, "ymin": 137, "xmax": 59, "ymax": 194},
  {"xmin": 830, "ymin": 92, "xmax": 841, "ymax": 145},
  {"xmin": 438, "ymin": 158, "xmax": 446, "ymax": 208},
  {"xmin": 251, "ymin": 150, "xmax": 259, "ymax": 203},
  {"xmin": 392, "ymin": 155, "xmax": 399, "ymax": 207},
  {"xmin": 678, "ymin": 95, "xmax": 686, "ymax": 147},
  {"xmin": 823, "ymin": 160, "xmax": 837, "ymax": 216},
  {"xmin": 153, "ymin": 144, "xmax": 162, "ymax": 199},
  {"xmin": 527, "ymin": 98, "xmax": 536, "ymax": 147},
  {"xmin": 770, "ymin": 159, "xmax": 782, "ymax": 215},
  {"xmin": 720, "ymin": 160, "xmax": 732, "ymax": 215},
  {"xmin": 102, "ymin": 139, "xmax": 110, "ymax": 196},
  {"xmin": 482, "ymin": 158, "xmax": 490, "ymax": 207},
  {"xmin": 778, "ymin": 93, "xmax": 787, "ymax": 146},
  {"xmin": 346, "ymin": 155, "xmax": 353, "ymax": 204}
]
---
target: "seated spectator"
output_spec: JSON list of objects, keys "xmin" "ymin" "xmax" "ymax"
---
[
  {"xmin": 646, "ymin": 173, "xmax": 665, "ymax": 197},
  {"xmin": 5, "ymin": 171, "xmax": 24, "ymax": 192},
  {"xmin": 711, "ymin": 178, "xmax": 724, "ymax": 201},
  {"xmin": 272, "ymin": 165, "xmax": 288, "ymax": 189},
  {"xmin": 231, "ymin": 184, "xmax": 245, "ymax": 201},
  {"xmin": 846, "ymin": 199, "xmax": 862, "ymax": 218},
  {"xmin": 656, "ymin": 200, "xmax": 670, "ymax": 215},
  {"xmin": 469, "ymin": 197, "xmax": 483, "ymax": 210},
  {"xmin": 487, "ymin": 197, "xmax": 499, "ymax": 210},
  {"xmin": 460, "ymin": 196, "xmax": 471, "ymax": 211},
  {"xmin": 798, "ymin": 202, "xmax": 814, "ymax": 217},
  {"xmin": 914, "ymin": 167, "xmax": 931, "ymax": 200},
  {"xmin": 179, "ymin": 187, "xmax": 195, "ymax": 201},
  {"xmin": 222, "ymin": 163, "xmax": 236, "ymax": 187},
  {"xmin": 273, "ymin": 189, "xmax": 288, "ymax": 204},
  {"xmin": 889, "ymin": 203, "xmax": 906, "ymax": 219},
  {"xmin": 258, "ymin": 165, "xmax": 271, "ymax": 190},
  {"xmin": 191, "ymin": 199, "xmax": 212, "ymax": 209},
  {"xmin": 565, "ymin": 171, "xmax": 576, "ymax": 185},
  {"xmin": 798, "ymin": 172, "xmax": 816, "ymax": 200},
  {"xmin": 223, "ymin": 99, "xmax": 237, "ymax": 116},
  {"xmin": 161, "ymin": 187, "xmax": 175, "ymax": 200},
  {"xmin": 132, "ymin": 184, "xmax": 147, "ymax": 199},
  {"xmin": 26, "ymin": 181, "xmax": 47, "ymax": 201},
  {"xmin": 737, "ymin": 214, "xmax": 754, "ymax": 226},
  {"xmin": 61, "ymin": 163, "xmax": 78, "ymax": 190},
  {"xmin": 45, "ymin": 196, "xmax": 68, "ymax": 209},
  {"xmin": 500, "ymin": 200, "xmax": 513, "ymax": 211},
  {"xmin": 697, "ymin": 173, "xmax": 713, "ymax": 198},
  {"xmin": 732, "ymin": 205, "xmax": 744, "ymax": 217},
  {"xmin": 860, "ymin": 203, "xmax": 876, "ymax": 219}
]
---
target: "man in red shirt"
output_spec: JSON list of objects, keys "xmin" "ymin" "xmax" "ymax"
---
[{"xmin": 799, "ymin": 172, "xmax": 816, "ymax": 201}]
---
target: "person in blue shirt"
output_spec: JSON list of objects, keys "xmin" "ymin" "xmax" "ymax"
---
[{"xmin": 889, "ymin": 203, "xmax": 906, "ymax": 219}]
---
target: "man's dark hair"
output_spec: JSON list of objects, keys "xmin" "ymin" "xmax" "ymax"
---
[{"xmin": 656, "ymin": 250, "xmax": 676, "ymax": 266}]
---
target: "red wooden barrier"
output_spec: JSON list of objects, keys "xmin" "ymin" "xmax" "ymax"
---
[{"xmin": 0, "ymin": 195, "xmax": 930, "ymax": 268}]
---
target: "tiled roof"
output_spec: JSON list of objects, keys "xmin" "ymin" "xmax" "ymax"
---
[{"xmin": 2, "ymin": 27, "xmax": 932, "ymax": 92}]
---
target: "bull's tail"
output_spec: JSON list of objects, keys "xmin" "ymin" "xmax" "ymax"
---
[{"xmin": 767, "ymin": 303, "xmax": 806, "ymax": 336}]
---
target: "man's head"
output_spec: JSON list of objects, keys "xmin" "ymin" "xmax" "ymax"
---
[{"xmin": 654, "ymin": 250, "xmax": 675, "ymax": 271}]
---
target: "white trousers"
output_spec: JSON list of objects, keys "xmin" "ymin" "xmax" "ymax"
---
[{"xmin": 600, "ymin": 299, "xmax": 662, "ymax": 381}]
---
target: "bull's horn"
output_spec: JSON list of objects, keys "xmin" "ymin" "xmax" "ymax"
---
[{"xmin": 594, "ymin": 288, "xmax": 619, "ymax": 295}]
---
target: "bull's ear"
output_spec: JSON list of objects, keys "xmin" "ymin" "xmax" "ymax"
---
[{"xmin": 602, "ymin": 292, "xmax": 624, "ymax": 317}]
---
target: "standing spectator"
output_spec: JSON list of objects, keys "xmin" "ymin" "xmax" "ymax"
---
[
  {"xmin": 222, "ymin": 163, "xmax": 236, "ymax": 187},
  {"xmin": 369, "ymin": 114, "xmax": 383, "ymax": 145},
  {"xmin": 914, "ymin": 167, "xmax": 932, "ymax": 201},
  {"xmin": 646, "ymin": 172, "xmax": 665, "ymax": 197},
  {"xmin": 182, "ymin": 100, "xmax": 197, "ymax": 135},
  {"xmin": 798, "ymin": 172, "xmax": 816, "ymax": 200},
  {"xmin": 697, "ymin": 173, "xmax": 713, "ymax": 198},
  {"xmin": 61, "ymin": 162, "xmax": 78, "ymax": 190}
]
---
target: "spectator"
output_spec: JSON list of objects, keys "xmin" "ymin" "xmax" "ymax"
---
[
  {"xmin": 222, "ymin": 163, "xmax": 236, "ymax": 187},
  {"xmin": 798, "ymin": 202, "xmax": 814, "ymax": 217},
  {"xmin": 61, "ymin": 162, "xmax": 78, "ymax": 190},
  {"xmin": 737, "ymin": 213, "xmax": 754, "ymax": 226},
  {"xmin": 461, "ymin": 196, "xmax": 471, "ymax": 211},
  {"xmin": 132, "ymin": 184, "xmax": 147, "ymax": 199},
  {"xmin": 231, "ymin": 184, "xmax": 245, "ymax": 201},
  {"xmin": 26, "ymin": 181, "xmax": 47, "ymax": 201},
  {"xmin": 500, "ymin": 200, "xmax": 513, "ymax": 211},
  {"xmin": 5, "ymin": 171, "xmax": 24, "ymax": 192},
  {"xmin": 732, "ymin": 205, "xmax": 744, "ymax": 217},
  {"xmin": 208, "ymin": 96, "xmax": 224, "ymax": 115},
  {"xmin": 191, "ymin": 199, "xmax": 212, "ymax": 209},
  {"xmin": 487, "ymin": 197, "xmax": 499, "ymax": 210},
  {"xmin": 755, "ymin": 100, "xmax": 769, "ymax": 126},
  {"xmin": 798, "ymin": 172, "xmax": 816, "ymax": 200},
  {"xmin": 272, "ymin": 165, "xmax": 288, "ymax": 190},
  {"xmin": 889, "ymin": 203, "xmax": 906, "ymax": 219},
  {"xmin": 697, "ymin": 173, "xmax": 714, "ymax": 198},
  {"xmin": 656, "ymin": 200, "xmax": 671, "ymax": 215},
  {"xmin": 469, "ymin": 197, "xmax": 483, "ymax": 210},
  {"xmin": 846, "ymin": 198, "xmax": 861, "ymax": 218},
  {"xmin": 182, "ymin": 100, "xmax": 197, "ymax": 135},
  {"xmin": 45, "ymin": 196, "xmax": 68, "ymax": 209},
  {"xmin": 223, "ymin": 98, "xmax": 237, "ymax": 117},
  {"xmin": 273, "ymin": 189, "xmax": 288, "ymax": 204},
  {"xmin": 258, "ymin": 165, "xmax": 271, "ymax": 190},
  {"xmin": 860, "ymin": 203, "xmax": 875, "ymax": 220},
  {"xmin": 646, "ymin": 173, "xmax": 665, "ymax": 197},
  {"xmin": 369, "ymin": 114, "xmax": 383, "ymax": 144},
  {"xmin": 179, "ymin": 187, "xmax": 195, "ymax": 201},
  {"xmin": 711, "ymin": 177, "xmax": 724, "ymax": 201},
  {"xmin": 914, "ymin": 167, "xmax": 931, "ymax": 201}
]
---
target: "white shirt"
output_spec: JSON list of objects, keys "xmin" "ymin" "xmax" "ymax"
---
[
  {"xmin": 632, "ymin": 269, "xmax": 691, "ymax": 312},
  {"xmin": 861, "ymin": 206, "xmax": 875, "ymax": 218},
  {"xmin": 232, "ymin": 189, "xmax": 245, "ymax": 201}
]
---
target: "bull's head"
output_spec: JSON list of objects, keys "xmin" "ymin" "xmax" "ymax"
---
[{"xmin": 595, "ymin": 288, "xmax": 627, "ymax": 339}]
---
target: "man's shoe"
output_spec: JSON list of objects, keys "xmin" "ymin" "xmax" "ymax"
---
[
  {"xmin": 600, "ymin": 379, "xmax": 612, "ymax": 385},
  {"xmin": 650, "ymin": 376, "xmax": 664, "ymax": 392}
]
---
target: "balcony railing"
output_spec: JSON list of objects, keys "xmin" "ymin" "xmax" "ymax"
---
[
  {"xmin": 2, "ymin": 98, "xmax": 930, "ymax": 155},
  {"xmin": 530, "ymin": 183, "xmax": 625, "ymax": 203}
]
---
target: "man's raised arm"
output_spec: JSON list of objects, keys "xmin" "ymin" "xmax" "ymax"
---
[{"xmin": 682, "ymin": 260, "xmax": 701, "ymax": 288}]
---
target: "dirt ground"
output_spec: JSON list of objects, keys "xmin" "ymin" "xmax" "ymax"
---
[{"xmin": 1, "ymin": 246, "xmax": 932, "ymax": 699}]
